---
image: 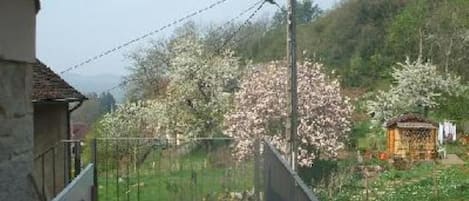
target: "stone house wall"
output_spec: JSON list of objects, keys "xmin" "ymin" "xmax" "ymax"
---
[
  {"xmin": 0, "ymin": 0, "xmax": 37, "ymax": 200},
  {"xmin": 0, "ymin": 61, "xmax": 37, "ymax": 201}
]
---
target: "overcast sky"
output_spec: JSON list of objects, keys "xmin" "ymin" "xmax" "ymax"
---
[{"xmin": 37, "ymin": 0, "xmax": 337, "ymax": 76}]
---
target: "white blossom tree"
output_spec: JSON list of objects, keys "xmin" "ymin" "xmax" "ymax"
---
[
  {"xmin": 99, "ymin": 31, "xmax": 241, "ymax": 140},
  {"xmin": 163, "ymin": 32, "xmax": 241, "ymax": 138},
  {"xmin": 367, "ymin": 58, "xmax": 465, "ymax": 125},
  {"xmin": 225, "ymin": 61, "xmax": 353, "ymax": 167},
  {"xmin": 98, "ymin": 100, "xmax": 168, "ymax": 139}
]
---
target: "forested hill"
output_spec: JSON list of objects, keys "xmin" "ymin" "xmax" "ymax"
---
[{"xmin": 235, "ymin": 0, "xmax": 469, "ymax": 88}]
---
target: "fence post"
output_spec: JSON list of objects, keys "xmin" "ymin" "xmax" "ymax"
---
[
  {"xmin": 41, "ymin": 156, "xmax": 46, "ymax": 199},
  {"xmin": 254, "ymin": 138, "xmax": 261, "ymax": 201},
  {"xmin": 74, "ymin": 141, "xmax": 82, "ymax": 177},
  {"xmin": 92, "ymin": 138, "xmax": 98, "ymax": 201},
  {"xmin": 64, "ymin": 142, "xmax": 69, "ymax": 186},
  {"xmin": 52, "ymin": 147, "xmax": 56, "ymax": 196}
]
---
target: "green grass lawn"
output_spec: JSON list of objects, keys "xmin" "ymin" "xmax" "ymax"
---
[{"xmin": 96, "ymin": 145, "xmax": 254, "ymax": 201}]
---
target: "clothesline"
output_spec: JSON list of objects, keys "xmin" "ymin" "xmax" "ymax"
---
[{"xmin": 438, "ymin": 120, "xmax": 457, "ymax": 144}]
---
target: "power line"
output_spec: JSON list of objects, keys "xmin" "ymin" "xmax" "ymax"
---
[
  {"xmin": 105, "ymin": 0, "xmax": 272, "ymax": 93},
  {"xmin": 212, "ymin": 0, "xmax": 263, "ymax": 35},
  {"xmin": 218, "ymin": 0, "xmax": 267, "ymax": 52},
  {"xmin": 60, "ymin": 0, "xmax": 231, "ymax": 75}
]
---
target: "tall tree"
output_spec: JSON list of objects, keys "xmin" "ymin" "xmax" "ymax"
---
[
  {"xmin": 367, "ymin": 58, "xmax": 465, "ymax": 125},
  {"xmin": 100, "ymin": 30, "xmax": 242, "ymax": 139},
  {"xmin": 125, "ymin": 40, "xmax": 170, "ymax": 100},
  {"xmin": 98, "ymin": 92, "xmax": 116, "ymax": 114},
  {"xmin": 225, "ymin": 61, "xmax": 353, "ymax": 166},
  {"xmin": 272, "ymin": 0, "xmax": 322, "ymax": 26}
]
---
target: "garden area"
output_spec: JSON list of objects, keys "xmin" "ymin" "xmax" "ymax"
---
[
  {"xmin": 300, "ymin": 47, "xmax": 469, "ymax": 200},
  {"xmin": 95, "ymin": 141, "xmax": 255, "ymax": 201},
  {"xmin": 308, "ymin": 142, "xmax": 469, "ymax": 201}
]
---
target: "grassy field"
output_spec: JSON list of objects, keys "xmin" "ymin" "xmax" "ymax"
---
[{"xmin": 96, "ymin": 144, "xmax": 254, "ymax": 201}]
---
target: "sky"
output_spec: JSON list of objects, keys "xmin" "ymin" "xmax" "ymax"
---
[{"xmin": 37, "ymin": 0, "xmax": 337, "ymax": 76}]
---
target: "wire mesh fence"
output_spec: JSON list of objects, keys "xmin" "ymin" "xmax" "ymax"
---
[
  {"xmin": 90, "ymin": 137, "xmax": 319, "ymax": 201},
  {"xmin": 93, "ymin": 138, "xmax": 256, "ymax": 201}
]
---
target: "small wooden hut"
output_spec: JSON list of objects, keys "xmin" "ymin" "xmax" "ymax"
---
[{"xmin": 386, "ymin": 114, "xmax": 438, "ymax": 161}]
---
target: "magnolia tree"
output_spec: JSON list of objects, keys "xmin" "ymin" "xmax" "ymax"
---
[
  {"xmin": 225, "ymin": 61, "xmax": 353, "ymax": 167},
  {"xmin": 367, "ymin": 58, "xmax": 465, "ymax": 125}
]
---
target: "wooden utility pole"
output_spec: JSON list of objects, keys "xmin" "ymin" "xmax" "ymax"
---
[{"xmin": 286, "ymin": 0, "xmax": 298, "ymax": 171}]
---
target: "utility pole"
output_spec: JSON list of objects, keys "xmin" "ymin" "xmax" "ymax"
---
[{"xmin": 286, "ymin": 0, "xmax": 298, "ymax": 171}]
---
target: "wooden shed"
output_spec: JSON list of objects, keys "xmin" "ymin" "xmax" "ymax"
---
[{"xmin": 386, "ymin": 114, "xmax": 438, "ymax": 161}]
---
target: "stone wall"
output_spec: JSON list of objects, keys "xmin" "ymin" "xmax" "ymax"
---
[{"xmin": 0, "ymin": 60, "xmax": 37, "ymax": 201}]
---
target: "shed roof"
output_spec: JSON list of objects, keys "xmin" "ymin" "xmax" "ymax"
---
[
  {"xmin": 33, "ymin": 60, "xmax": 87, "ymax": 102},
  {"xmin": 386, "ymin": 113, "xmax": 437, "ymax": 128},
  {"xmin": 396, "ymin": 122, "xmax": 437, "ymax": 129}
]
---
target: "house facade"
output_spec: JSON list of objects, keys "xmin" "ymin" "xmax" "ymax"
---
[
  {"xmin": 32, "ymin": 61, "xmax": 87, "ymax": 200},
  {"xmin": 0, "ymin": 0, "xmax": 40, "ymax": 200}
]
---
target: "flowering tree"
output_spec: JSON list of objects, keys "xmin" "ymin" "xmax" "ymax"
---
[
  {"xmin": 99, "ymin": 31, "xmax": 241, "ymax": 139},
  {"xmin": 225, "ymin": 61, "xmax": 353, "ymax": 167},
  {"xmin": 367, "ymin": 58, "xmax": 465, "ymax": 125},
  {"xmin": 98, "ymin": 100, "xmax": 168, "ymax": 138},
  {"xmin": 162, "ymin": 32, "xmax": 241, "ymax": 138}
]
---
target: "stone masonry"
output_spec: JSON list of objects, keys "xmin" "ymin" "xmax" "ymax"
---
[{"xmin": 0, "ymin": 60, "xmax": 37, "ymax": 200}]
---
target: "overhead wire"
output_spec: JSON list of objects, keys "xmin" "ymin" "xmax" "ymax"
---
[
  {"xmin": 218, "ymin": 0, "xmax": 267, "ymax": 53},
  {"xmin": 105, "ymin": 0, "xmax": 275, "ymax": 93},
  {"xmin": 60, "ymin": 0, "xmax": 231, "ymax": 75}
]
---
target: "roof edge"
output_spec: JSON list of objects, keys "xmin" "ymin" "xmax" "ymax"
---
[
  {"xmin": 386, "ymin": 113, "xmax": 438, "ymax": 128},
  {"xmin": 35, "ymin": 0, "xmax": 41, "ymax": 13},
  {"xmin": 33, "ymin": 59, "xmax": 88, "ymax": 101},
  {"xmin": 33, "ymin": 97, "xmax": 88, "ymax": 104}
]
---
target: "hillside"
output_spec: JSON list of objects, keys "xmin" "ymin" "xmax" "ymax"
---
[{"xmin": 237, "ymin": 0, "xmax": 469, "ymax": 88}]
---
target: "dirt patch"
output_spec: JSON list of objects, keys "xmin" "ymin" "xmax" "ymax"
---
[{"xmin": 440, "ymin": 154, "xmax": 465, "ymax": 165}]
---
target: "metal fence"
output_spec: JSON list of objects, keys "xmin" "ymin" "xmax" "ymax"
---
[
  {"xmin": 89, "ymin": 137, "xmax": 319, "ymax": 201},
  {"xmin": 92, "ymin": 137, "xmax": 255, "ymax": 201},
  {"xmin": 33, "ymin": 140, "xmax": 84, "ymax": 201},
  {"xmin": 263, "ymin": 139, "xmax": 320, "ymax": 201}
]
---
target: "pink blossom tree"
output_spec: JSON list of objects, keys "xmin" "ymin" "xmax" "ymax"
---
[{"xmin": 225, "ymin": 61, "xmax": 353, "ymax": 167}]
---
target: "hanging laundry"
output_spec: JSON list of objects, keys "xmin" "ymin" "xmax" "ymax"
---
[
  {"xmin": 452, "ymin": 123, "xmax": 457, "ymax": 142},
  {"xmin": 440, "ymin": 121, "xmax": 457, "ymax": 143},
  {"xmin": 438, "ymin": 123, "xmax": 444, "ymax": 144}
]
